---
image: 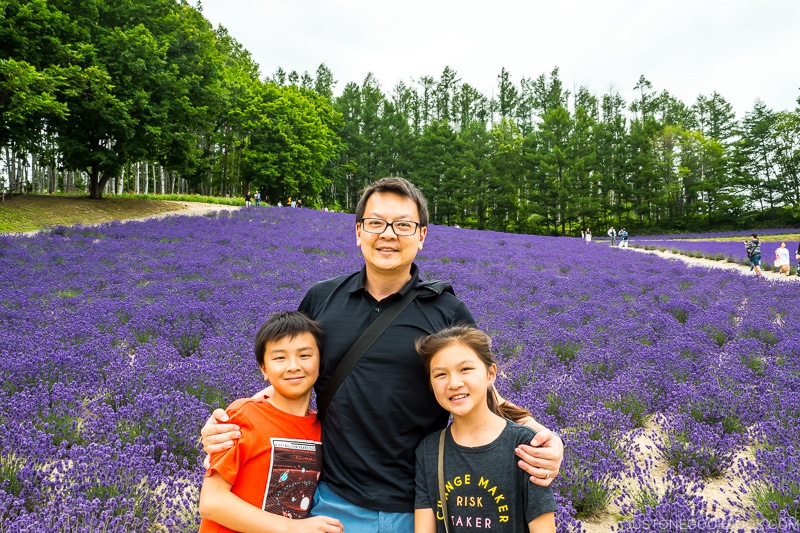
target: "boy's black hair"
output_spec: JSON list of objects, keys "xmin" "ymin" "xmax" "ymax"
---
[{"xmin": 254, "ymin": 311, "xmax": 324, "ymax": 367}]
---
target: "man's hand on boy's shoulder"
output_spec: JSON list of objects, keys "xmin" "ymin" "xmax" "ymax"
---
[
  {"xmin": 200, "ymin": 387, "xmax": 272, "ymax": 467},
  {"xmin": 201, "ymin": 409, "xmax": 242, "ymax": 467}
]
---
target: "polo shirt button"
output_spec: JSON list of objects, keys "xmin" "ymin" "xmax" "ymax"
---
[{"xmin": 375, "ymin": 307, "xmax": 380, "ymax": 312}]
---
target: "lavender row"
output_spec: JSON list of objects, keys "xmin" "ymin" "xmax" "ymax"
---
[
  {"xmin": 636, "ymin": 228, "xmax": 797, "ymax": 240},
  {"xmin": 1, "ymin": 207, "xmax": 798, "ymax": 532}
]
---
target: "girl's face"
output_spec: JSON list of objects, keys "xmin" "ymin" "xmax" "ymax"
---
[{"xmin": 429, "ymin": 343, "xmax": 497, "ymax": 418}]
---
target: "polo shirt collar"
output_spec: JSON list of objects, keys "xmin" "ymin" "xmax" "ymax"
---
[{"xmin": 349, "ymin": 263, "xmax": 421, "ymax": 297}]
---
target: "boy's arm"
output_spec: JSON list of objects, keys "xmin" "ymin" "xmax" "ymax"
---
[
  {"xmin": 495, "ymin": 392, "xmax": 564, "ymax": 487},
  {"xmin": 415, "ymin": 508, "xmax": 438, "ymax": 533},
  {"xmin": 199, "ymin": 472, "xmax": 343, "ymax": 533}
]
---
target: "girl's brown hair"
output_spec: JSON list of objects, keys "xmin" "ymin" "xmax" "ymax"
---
[{"xmin": 415, "ymin": 325, "xmax": 532, "ymax": 423}]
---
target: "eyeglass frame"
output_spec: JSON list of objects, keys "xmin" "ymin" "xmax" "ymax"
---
[{"xmin": 359, "ymin": 217, "xmax": 422, "ymax": 236}]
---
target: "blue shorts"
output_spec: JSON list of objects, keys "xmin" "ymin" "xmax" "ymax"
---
[
  {"xmin": 310, "ymin": 481, "xmax": 414, "ymax": 533},
  {"xmin": 749, "ymin": 253, "xmax": 762, "ymax": 269}
]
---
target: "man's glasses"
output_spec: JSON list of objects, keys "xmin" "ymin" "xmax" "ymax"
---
[{"xmin": 359, "ymin": 218, "xmax": 421, "ymax": 236}]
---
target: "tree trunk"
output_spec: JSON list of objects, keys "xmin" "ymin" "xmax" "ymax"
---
[
  {"xmin": 49, "ymin": 163, "xmax": 56, "ymax": 193},
  {"xmin": 89, "ymin": 165, "xmax": 112, "ymax": 199}
]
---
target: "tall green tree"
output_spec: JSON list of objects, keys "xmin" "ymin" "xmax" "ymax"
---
[
  {"xmin": 495, "ymin": 67, "xmax": 518, "ymax": 121},
  {"xmin": 693, "ymin": 92, "xmax": 737, "ymax": 143},
  {"xmin": 486, "ymin": 118, "xmax": 524, "ymax": 231},
  {"xmin": 737, "ymin": 101, "xmax": 780, "ymax": 215},
  {"xmin": 155, "ymin": 4, "xmax": 231, "ymax": 194},
  {"xmin": 0, "ymin": 59, "xmax": 67, "ymax": 156},
  {"xmin": 412, "ymin": 120, "xmax": 459, "ymax": 224},
  {"xmin": 0, "ymin": 0, "xmax": 75, "ymax": 188},
  {"xmin": 453, "ymin": 83, "xmax": 488, "ymax": 132},
  {"xmin": 314, "ymin": 63, "xmax": 337, "ymax": 99},
  {"xmin": 207, "ymin": 27, "xmax": 260, "ymax": 196},
  {"xmin": 458, "ymin": 121, "xmax": 492, "ymax": 229},
  {"xmin": 595, "ymin": 91, "xmax": 630, "ymax": 226},
  {"xmin": 241, "ymin": 82, "xmax": 342, "ymax": 206},
  {"xmin": 772, "ymin": 110, "xmax": 800, "ymax": 206},
  {"xmin": 535, "ymin": 106, "xmax": 573, "ymax": 234},
  {"xmin": 568, "ymin": 87, "xmax": 599, "ymax": 228}
]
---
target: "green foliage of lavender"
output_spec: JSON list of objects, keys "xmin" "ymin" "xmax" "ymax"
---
[{"xmin": 1, "ymin": 207, "xmax": 799, "ymax": 531}]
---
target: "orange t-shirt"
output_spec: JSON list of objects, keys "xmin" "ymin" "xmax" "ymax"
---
[{"xmin": 199, "ymin": 399, "xmax": 322, "ymax": 533}]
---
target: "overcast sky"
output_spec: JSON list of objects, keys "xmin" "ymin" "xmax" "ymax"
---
[{"xmin": 196, "ymin": 0, "xmax": 800, "ymax": 118}]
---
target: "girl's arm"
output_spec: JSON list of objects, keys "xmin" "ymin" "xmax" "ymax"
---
[
  {"xmin": 199, "ymin": 472, "xmax": 343, "ymax": 533},
  {"xmin": 528, "ymin": 512, "xmax": 556, "ymax": 533},
  {"xmin": 415, "ymin": 508, "xmax": 438, "ymax": 533}
]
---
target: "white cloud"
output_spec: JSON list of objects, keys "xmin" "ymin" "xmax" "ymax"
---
[{"xmin": 197, "ymin": 0, "xmax": 800, "ymax": 116}]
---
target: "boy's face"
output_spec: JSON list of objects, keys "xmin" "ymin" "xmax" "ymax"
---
[{"xmin": 260, "ymin": 332, "xmax": 319, "ymax": 405}]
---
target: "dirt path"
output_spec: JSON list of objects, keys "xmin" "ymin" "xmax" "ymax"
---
[
  {"xmin": 626, "ymin": 245, "xmax": 799, "ymax": 282},
  {"xmin": 133, "ymin": 200, "xmax": 242, "ymax": 219}
]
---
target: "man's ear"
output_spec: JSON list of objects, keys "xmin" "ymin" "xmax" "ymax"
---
[{"xmin": 418, "ymin": 225, "xmax": 428, "ymax": 249}]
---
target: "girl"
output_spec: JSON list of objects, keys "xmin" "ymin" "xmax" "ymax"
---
[{"xmin": 414, "ymin": 326, "xmax": 557, "ymax": 533}]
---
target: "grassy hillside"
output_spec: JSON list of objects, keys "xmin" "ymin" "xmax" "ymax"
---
[{"xmin": 0, "ymin": 194, "xmax": 228, "ymax": 233}]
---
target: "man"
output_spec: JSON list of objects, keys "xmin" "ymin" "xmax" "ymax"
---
[
  {"xmin": 607, "ymin": 226, "xmax": 616, "ymax": 246},
  {"xmin": 201, "ymin": 177, "xmax": 564, "ymax": 533},
  {"xmin": 618, "ymin": 227, "xmax": 629, "ymax": 248}
]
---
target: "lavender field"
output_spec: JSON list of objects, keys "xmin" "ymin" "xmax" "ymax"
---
[{"xmin": 1, "ymin": 207, "xmax": 799, "ymax": 532}]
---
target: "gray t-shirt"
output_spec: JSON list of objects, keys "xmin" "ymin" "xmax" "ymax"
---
[{"xmin": 415, "ymin": 421, "xmax": 557, "ymax": 532}]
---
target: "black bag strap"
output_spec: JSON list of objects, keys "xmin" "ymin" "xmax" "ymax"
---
[
  {"xmin": 438, "ymin": 428, "xmax": 450, "ymax": 533},
  {"xmin": 316, "ymin": 288, "xmax": 421, "ymax": 422}
]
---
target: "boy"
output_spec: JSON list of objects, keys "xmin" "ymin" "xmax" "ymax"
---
[{"xmin": 198, "ymin": 312, "xmax": 342, "ymax": 533}]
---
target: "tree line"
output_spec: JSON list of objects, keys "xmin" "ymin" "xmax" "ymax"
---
[{"xmin": 2, "ymin": 0, "xmax": 799, "ymax": 234}]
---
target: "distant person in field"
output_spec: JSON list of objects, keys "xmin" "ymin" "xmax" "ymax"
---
[
  {"xmin": 774, "ymin": 242, "xmax": 791, "ymax": 276},
  {"xmin": 744, "ymin": 234, "xmax": 763, "ymax": 277},
  {"xmin": 607, "ymin": 226, "xmax": 617, "ymax": 246},
  {"xmin": 618, "ymin": 228, "xmax": 629, "ymax": 248},
  {"xmin": 200, "ymin": 177, "xmax": 564, "ymax": 533},
  {"xmin": 585, "ymin": 227, "xmax": 592, "ymax": 243},
  {"xmin": 244, "ymin": 191, "xmax": 252, "ymax": 208},
  {"xmin": 198, "ymin": 311, "xmax": 342, "ymax": 533},
  {"xmin": 254, "ymin": 191, "xmax": 261, "ymax": 207},
  {"xmin": 414, "ymin": 326, "xmax": 557, "ymax": 533},
  {"xmin": 796, "ymin": 242, "xmax": 800, "ymax": 276}
]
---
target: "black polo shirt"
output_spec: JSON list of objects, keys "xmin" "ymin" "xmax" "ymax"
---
[{"xmin": 298, "ymin": 263, "xmax": 476, "ymax": 512}]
